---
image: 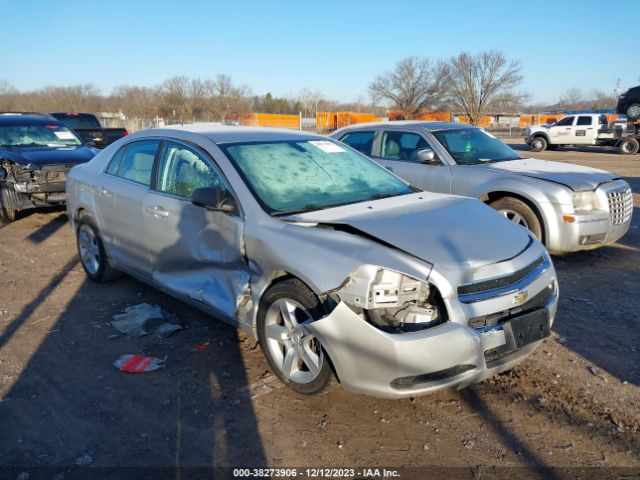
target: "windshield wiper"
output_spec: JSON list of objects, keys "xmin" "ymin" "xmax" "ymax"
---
[{"xmin": 271, "ymin": 204, "xmax": 324, "ymax": 217}]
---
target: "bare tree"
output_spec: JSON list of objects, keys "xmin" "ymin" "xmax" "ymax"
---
[
  {"xmin": 369, "ymin": 57, "xmax": 448, "ymax": 116},
  {"xmin": 446, "ymin": 50, "xmax": 525, "ymax": 125},
  {"xmin": 160, "ymin": 76, "xmax": 190, "ymax": 122}
]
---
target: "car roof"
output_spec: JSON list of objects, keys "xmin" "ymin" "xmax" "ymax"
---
[
  {"xmin": 149, "ymin": 123, "xmax": 323, "ymax": 143},
  {"xmin": 0, "ymin": 114, "xmax": 64, "ymax": 126},
  {"xmin": 335, "ymin": 120, "xmax": 477, "ymax": 133}
]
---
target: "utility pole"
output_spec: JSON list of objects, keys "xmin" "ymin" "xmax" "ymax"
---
[{"xmin": 614, "ymin": 78, "xmax": 621, "ymax": 99}]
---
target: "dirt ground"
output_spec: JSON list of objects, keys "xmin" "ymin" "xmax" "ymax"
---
[{"xmin": 0, "ymin": 142, "xmax": 638, "ymax": 479}]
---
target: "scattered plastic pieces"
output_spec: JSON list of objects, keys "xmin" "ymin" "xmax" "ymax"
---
[
  {"xmin": 114, "ymin": 354, "xmax": 166, "ymax": 373},
  {"xmin": 111, "ymin": 303, "xmax": 182, "ymax": 338},
  {"xmin": 196, "ymin": 342, "xmax": 210, "ymax": 351}
]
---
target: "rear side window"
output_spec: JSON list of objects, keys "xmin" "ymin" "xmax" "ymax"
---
[
  {"xmin": 340, "ymin": 131, "xmax": 375, "ymax": 155},
  {"xmin": 577, "ymin": 116, "xmax": 592, "ymax": 126},
  {"xmin": 105, "ymin": 146, "xmax": 126, "ymax": 175},
  {"xmin": 109, "ymin": 140, "xmax": 159, "ymax": 186}
]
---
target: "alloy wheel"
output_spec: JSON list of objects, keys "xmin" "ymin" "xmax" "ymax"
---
[
  {"xmin": 78, "ymin": 224, "xmax": 101, "ymax": 275},
  {"xmin": 264, "ymin": 298, "xmax": 323, "ymax": 384}
]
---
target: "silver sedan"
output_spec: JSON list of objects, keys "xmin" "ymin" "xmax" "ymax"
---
[
  {"xmin": 331, "ymin": 121, "xmax": 633, "ymax": 254},
  {"xmin": 66, "ymin": 125, "xmax": 558, "ymax": 398}
]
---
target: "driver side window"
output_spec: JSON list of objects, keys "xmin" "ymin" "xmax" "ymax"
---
[
  {"xmin": 380, "ymin": 131, "xmax": 437, "ymax": 162},
  {"xmin": 556, "ymin": 116, "xmax": 575, "ymax": 126},
  {"xmin": 156, "ymin": 141, "xmax": 225, "ymax": 199}
]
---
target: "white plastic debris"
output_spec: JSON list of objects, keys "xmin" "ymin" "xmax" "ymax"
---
[{"xmin": 111, "ymin": 303, "xmax": 183, "ymax": 338}]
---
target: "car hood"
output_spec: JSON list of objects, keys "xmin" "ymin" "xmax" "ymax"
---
[
  {"xmin": 0, "ymin": 145, "xmax": 97, "ymax": 168},
  {"xmin": 473, "ymin": 158, "xmax": 618, "ymax": 191},
  {"xmin": 287, "ymin": 192, "xmax": 532, "ymax": 271}
]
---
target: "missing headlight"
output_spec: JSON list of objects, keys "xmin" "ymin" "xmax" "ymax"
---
[{"xmin": 336, "ymin": 265, "xmax": 447, "ymax": 333}]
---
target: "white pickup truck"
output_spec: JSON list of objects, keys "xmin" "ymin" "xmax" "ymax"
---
[{"xmin": 525, "ymin": 113, "xmax": 639, "ymax": 155}]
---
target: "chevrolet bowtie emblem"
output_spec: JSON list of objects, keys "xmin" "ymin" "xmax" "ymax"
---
[{"xmin": 513, "ymin": 290, "xmax": 529, "ymax": 305}]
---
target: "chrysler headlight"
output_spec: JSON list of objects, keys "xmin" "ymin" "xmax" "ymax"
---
[
  {"xmin": 573, "ymin": 191, "xmax": 598, "ymax": 212},
  {"xmin": 336, "ymin": 265, "xmax": 446, "ymax": 333}
]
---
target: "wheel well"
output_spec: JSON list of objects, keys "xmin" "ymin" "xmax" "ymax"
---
[
  {"xmin": 483, "ymin": 191, "xmax": 547, "ymax": 245},
  {"xmin": 255, "ymin": 272, "xmax": 341, "ymax": 382},
  {"xmin": 531, "ymin": 132, "xmax": 549, "ymax": 140}
]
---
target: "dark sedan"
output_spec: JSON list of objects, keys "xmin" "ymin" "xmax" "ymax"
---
[
  {"xmin": 616, "ymin": 85, "xmax": 640, "ymax": 121},
  {"xmin": 0, "ymin": 115, "xmax": 97, "ymax": 221}
]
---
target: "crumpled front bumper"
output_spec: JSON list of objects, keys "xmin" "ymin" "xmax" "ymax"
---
[{"xmin": 307, "ymin": 291, "xmax": 558, "ymax": 399}]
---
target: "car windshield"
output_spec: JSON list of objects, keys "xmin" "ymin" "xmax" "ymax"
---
[
  {"xmin": 222, "ymin": 139, "xmax": 414, "ymax": 215},
  {"xmin": 0, "ymin": 124, "xmax": 83, "ymax": 148},
  {"xmin": 433, "ymin": 128, "xmax": 521, "ymax": 165}
]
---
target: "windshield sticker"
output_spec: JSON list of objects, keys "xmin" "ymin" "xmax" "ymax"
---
[
  {"xmin": 53, "ymin": 131, "xmax": 75, "ymax": 140},
  {"xmin": 308, "ymin": 140, "xmax": 345, "ymax": 153}
]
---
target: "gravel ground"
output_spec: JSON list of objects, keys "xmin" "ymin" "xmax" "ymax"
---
[{"xmin": 0, "ymin": 142, "xmax": 638, "ymax": 479}]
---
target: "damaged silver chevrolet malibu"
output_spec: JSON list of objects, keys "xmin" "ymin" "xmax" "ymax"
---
[{"xmin": 66, "ymin": 125, "xmax": 558, "ymax": 398}]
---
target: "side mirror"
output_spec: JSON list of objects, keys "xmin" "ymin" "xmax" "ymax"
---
[
  {"xmin": 417, "ymin": 148, "xmax": 438, "ymax": 165},
  {"xmin": 191, "ymin": 186, "xmax": 237, "ymax": 214}
]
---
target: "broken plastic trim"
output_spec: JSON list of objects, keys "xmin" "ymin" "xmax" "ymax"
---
[{"xmin": 333, "ymin": 265, "xmax": 447, "ymax": 334}]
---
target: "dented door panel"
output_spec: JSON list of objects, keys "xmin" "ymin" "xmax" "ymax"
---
[{"xmin": 143, "ymin": 193, "xmax": 250, "ymax": 322}]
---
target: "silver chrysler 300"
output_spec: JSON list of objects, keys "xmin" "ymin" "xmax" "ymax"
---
[
  {"xmin": 331, "ymin": 121, "xmax": 633, "ymax": 254},
  {"xmin": 66, "ymin": 125, "xmax": 558, "ymax": 398}
]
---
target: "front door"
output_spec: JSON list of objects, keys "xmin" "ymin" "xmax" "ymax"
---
[
  {"xmin": 548, "ymin": 116, "xmax": 575, "ymax": 141},
  {"xmin": 374, "ymin": 130, "xmax": 452, "ymax": 194},
  {"xmin": 143, "ymin": 140, "xmax": 249, "ymax": 321}
]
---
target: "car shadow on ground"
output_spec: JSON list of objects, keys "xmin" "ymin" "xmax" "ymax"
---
[{"xmin": 0, "ymin": 260, "xmax": 267, "ymax": 477}]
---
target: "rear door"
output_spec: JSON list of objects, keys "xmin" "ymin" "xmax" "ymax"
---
[
  {"xmin": 143, "ymin": 140, "xmax": 249, "ymax": 320},
  {"xmin": 96, "ymin": 139, "xmax": 160, "ymax": 276},
  {"xmin": 373, "ymin": 130, "xmax": 452, "ymax": 194}
]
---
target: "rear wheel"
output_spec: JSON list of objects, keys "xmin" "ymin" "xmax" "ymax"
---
[
  {"xmin": 529, "ymin": 136, "xmax": 548, "ymax": 152},
  {"xmin": 490, "ymin": 197, "xmax": 543, "ymax": 241},
  {"xmin": 619, "ymin": 137, "xmax": 639, "ymax": 155},
  {"xmin": 626, "ymin": 103, "xmax": 640, "ymax": 121},
  {"xmin": 257, "ymin": 279, "xmax": 336, "ymax": 395},
  {"xmin": 76, "ymin": 215, "xmax": 121, "ymax": 282}
]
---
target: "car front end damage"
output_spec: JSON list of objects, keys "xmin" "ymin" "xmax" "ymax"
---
[
  {"xmin": 1, "ymin": 159, "xmax": 72, "ymax": 211},
  {"xmin": 305, "ymin": 244, "xmax": 558, "ymax": 399}
]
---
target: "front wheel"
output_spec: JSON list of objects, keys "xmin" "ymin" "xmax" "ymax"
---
[
  {"xmin": 619, "ymin": 137, "xmax": 639, "ymax": 155},
  {"xmin": 257, "ymin": 279, "xmax": 336, "ymax": 395},
  {"xmin": 0, "ymin": 183, "xmax": 19, "ymax": 222},
  {"xmin": 490, "ymin": 197, "xmax": 543, "ymax": 241},
  {"xmin": 76, "ymin": 215, "xmax": 121, "ymax": 282},
  {"xmin": 529, "ymin": 136, "xmax": 548, "ymax": 152}
]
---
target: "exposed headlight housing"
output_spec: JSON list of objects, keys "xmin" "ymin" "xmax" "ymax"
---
[
  {"xmin": 573, "ymin": 191, "xmax": 598, "ymax": 212},
  {"xmin": 335, "ymin": 265, "xmax": 446, "ymax": 333}
]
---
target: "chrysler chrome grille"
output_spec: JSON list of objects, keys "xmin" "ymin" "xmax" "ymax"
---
[{"xmin": 607, "ymin": 188, "xmax": 633, "ymax": 225}]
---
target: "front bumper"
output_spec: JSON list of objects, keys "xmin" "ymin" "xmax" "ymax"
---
[
  {"xmin": 307, "ymin": 273, "xmax": 558, "ymax": 399},
  {"xmin": 548, "ymin": 210, "xmax": 631, "ymax": 253}
]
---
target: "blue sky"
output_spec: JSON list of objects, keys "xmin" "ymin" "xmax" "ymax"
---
[{"xmin": 1, "ymin": 0, "xmax": 638, "ymax": 104}]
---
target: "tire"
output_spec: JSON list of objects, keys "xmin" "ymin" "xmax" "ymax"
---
[
  {"xmin": 529, "ymin": 136, "xmax": 548, "ymax": 152},
  {"xmin": 0, "ymin": 183, "xmax": 19, "ymax": 222},
  {"xmin": 490, "ymin": 197, "xmax": 543, "ymax": 241},
  {"xmin": 76, "ymin": 214, "xmax": 121, "ymax": 282},
  {"xmin": 626, "ymin": 103, "xmax": 640, "ymax": 121},
  {"xmin": 618, "ymin": 137, "xmax": 639, "ymax": 155},
  {"xmin": 257, "ymin": 279, "xmax": 337, "ymax": 395}
]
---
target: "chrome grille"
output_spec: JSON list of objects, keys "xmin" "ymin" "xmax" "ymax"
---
[
  {"xmin": 607, "ymin": 188, "xmax": 633, "ymax": 225},
  {"xmin": 457, "ymin": 256, "xmax": 545, "ymax": 298}
]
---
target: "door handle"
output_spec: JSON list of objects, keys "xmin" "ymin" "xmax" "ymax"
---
[
  {"xmin": 146, "ymin": 206, "xmax": 170, "ymax": 217},
  {"xmin": 98, "ymin": 186, "xmax": 109, "ymax": 195},
  {"xmin": 385, "ymin": 166, "xmax": 394, "ymax": 171}
]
